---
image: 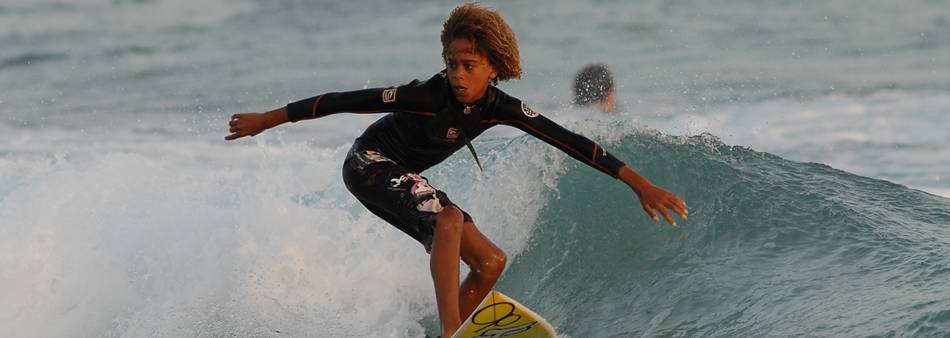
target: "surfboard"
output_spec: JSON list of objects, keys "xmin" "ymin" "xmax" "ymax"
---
[{"xmin": 451, "ymin": 290, "xmax": 556, "ymax": 338}]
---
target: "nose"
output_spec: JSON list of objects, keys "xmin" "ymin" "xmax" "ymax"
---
[
  {"xmin": 447, "ymin": 67, "xmax": 463, "ymax": 80},
  {"xmin": 449, "ymin": 70, "xmax": 461, "ymax": 81}
]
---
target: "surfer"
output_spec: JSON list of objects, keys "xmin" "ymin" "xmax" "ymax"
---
[
  {"xmin": 574, "ymin": 63, "xmax": 617, "ymax": 113},
  {"xmin": 225, "ymin": 3, "xmax": 687, "ymax": 336}
]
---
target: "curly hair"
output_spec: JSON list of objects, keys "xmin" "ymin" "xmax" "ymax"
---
[{"xmin": 441, "ymin": 2, "xmax": 522, "ymax": 83}]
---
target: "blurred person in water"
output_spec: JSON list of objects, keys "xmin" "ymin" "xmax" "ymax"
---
[{"xmin": 574, "ymin": 63, "xmax": 617, "ymax": 113}]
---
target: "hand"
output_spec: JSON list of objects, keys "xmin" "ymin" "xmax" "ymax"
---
[
  {"xmin": 225, "ymin": 112, "xmax": 269, "ymax": 141},
  {"xmin": 635, "ymin": 182, "xmax": 688, "ymax": 227},
  {"xmin": 618, "ymin": 166, "xmax": 688, "ymax": 227}
]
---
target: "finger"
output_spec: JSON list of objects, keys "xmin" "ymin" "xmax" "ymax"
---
[
  {"xmin": 659, "ymin": 206, "xmax": 676, "ymax": 227},
  {"xmin": 225, "ymin": 133, "xmax": 240, "ymax": 141},
  {"xmin": 229, "ymin": 119, "xmax": 239, "ymax": 127},
  {"xmin": 671, "ymin": 200, "xmax": 688, "ymax": 220},
  {"xmin": 230, "ymin": 113, "xmax": 245, "ymax": 120},
  {"xmin": 665, "ymin": 195, "xmax": 687, "ymax": 220},
  {"xmin": 642, "ymin": 203, "xmax": 659, "ymax": 222},
  {"xmin": 230, "ymin": 126, "xmax": 240, "ymax": 133}
]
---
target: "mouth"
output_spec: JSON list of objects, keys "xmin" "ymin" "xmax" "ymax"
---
[{"xmin": 452, "ymin": 85, "xmax": 468, "ymax": 97}]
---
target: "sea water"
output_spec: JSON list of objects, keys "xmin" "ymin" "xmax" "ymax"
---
[{"xmin": 1, "ymin": 0, "xmax": 948, "ymax": 337}]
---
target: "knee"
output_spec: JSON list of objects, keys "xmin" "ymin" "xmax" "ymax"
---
[
  {"xmin": 476, "ymin": 249, "xmax": 507, "ymax": 281},
  {"xmin": 435, "ymin": 206, "xmax": 464, "ymax": 234}
]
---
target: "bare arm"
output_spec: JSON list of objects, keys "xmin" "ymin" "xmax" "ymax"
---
[
  {"xmin": 225, "ymin": 106, "xmax": 289, "ymax": 141},
  {"xmin": 618, "ymin": 165, "xmax": 688, "ymax": 227}
]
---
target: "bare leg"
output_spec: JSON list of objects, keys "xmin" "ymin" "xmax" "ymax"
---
[
  {"xmin": 458, "ymin": 221, "xmax": 507, "ymax": 322},
  {"xmin": 431, "ymin": 206, "xmax": 464, "ymax": 337}
]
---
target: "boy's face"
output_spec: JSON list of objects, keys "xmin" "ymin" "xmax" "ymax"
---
[{"xmin": 444, "ymin": 38, "xmax": 497, "ymax": 105}]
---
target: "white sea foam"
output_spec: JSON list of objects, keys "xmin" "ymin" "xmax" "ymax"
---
[{"xmin": 0, "ymin": 124, "xmax": 572, "ymax": 337}]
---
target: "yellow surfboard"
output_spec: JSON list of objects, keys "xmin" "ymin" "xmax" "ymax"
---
[{"xmin": 451, "ymin": 290, "xmax": 556, "ymax": 338}]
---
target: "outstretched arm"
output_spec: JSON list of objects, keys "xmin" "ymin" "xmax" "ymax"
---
[
  {"xmin": 618, "ymin": 165, "xmax": 688, "ymax": 227},
  {"xmin": 225, "ymin": 106, "xmax": 289, "ymax": 141},
  {"xmin": 225, "ymin": 75, "xmax": 441, "ymax": 141},
  {"xmin": 492, "ymin": 99, "xmax": 687, "ymax": 226}
]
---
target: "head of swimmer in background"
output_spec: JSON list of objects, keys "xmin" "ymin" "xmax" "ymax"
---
[
  {"xmin": 574, "ymin": 64, "xmax": 616, "ymax": 113},
  {"xmin": 441, "ymin": 2, "xmax": 522, "ymax": 104}
]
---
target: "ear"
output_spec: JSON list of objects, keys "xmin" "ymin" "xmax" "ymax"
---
[{"xmin": 603, "ymin": 91, "xmax": 617, "ymax": 113}]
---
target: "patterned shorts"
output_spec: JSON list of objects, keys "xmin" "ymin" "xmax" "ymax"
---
[{"xmin": 342, "ymin": 148, "xmax": 473, "ymax": 249}]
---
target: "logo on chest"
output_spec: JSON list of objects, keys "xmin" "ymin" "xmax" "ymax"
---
[{"xmin": 445, "ymin": 127, "xmax": 461, "ymax": 141}]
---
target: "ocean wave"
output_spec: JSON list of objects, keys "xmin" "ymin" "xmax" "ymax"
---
[
  {"xmin": 0, "ymin": 51, "xmax": 68, "ymax": 70},
  {"xmin": 499, "ymin": 130, "xmax": 950, "ymax": 337},
  {"xmin": 2, "ymin": 117, "xmax": 948, "ymax": 337}
]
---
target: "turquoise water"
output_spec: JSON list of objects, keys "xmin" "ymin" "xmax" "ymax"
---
[
  {"xmin": 2, "ymin": 0, "xmax": 949, "ymax": 337},
  {"xmin": 501, "ymin": 131, "xmax": 950, "ymax": 337}
]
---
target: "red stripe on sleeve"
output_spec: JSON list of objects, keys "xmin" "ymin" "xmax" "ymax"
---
[
  {"xmin": 484, "ymin": 119, "xmax": 614, "ymax": 175},
  {"xmin": 311, "ymin": 95, "xmax": 324, "ymax": 119}
]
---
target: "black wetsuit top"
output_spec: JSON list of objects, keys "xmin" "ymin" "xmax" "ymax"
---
[{"xmin": 286, "ymin": 72, "xmax": 626, "ymax": 177}]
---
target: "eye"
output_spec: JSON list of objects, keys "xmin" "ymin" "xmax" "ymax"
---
[{"xmin": 465, "ymin": 64, "xmax": 474, "ymax": 70}]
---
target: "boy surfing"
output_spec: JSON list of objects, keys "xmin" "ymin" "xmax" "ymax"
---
[{"xmin": 225, "ymin": 3, "xmax": 687, "ymax": 336}]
